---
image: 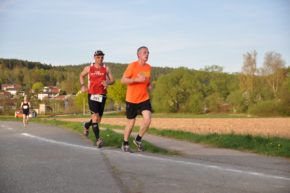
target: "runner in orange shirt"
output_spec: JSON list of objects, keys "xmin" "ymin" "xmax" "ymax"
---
[{"xmin": 121, "ymin": 46, "xmax": 152, "ymax": 152}]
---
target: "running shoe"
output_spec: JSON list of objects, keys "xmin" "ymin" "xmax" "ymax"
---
[
  {"xmin": 121, "ymin": 144, "xmax": 132, "ymax": 153},
  {"xmin": 133, "ymin": 139, "xmax": 144, "ymax": 152},
  {"xmin": 82, "ymin": 122, "xmax": 89, "ymax": 137},
  {"xmin": 95, "ymin": 138, "xmax": 103, "ymax": 148}
]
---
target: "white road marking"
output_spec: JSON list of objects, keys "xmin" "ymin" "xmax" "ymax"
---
[
  {"xmin": 21, "ymin": 133, "xmax": 97, "ymax": 151},
  {"xmin": 21, "ymin": 132, "xmax": 290, "ymax": 182},
  {"xmin": 0, "ymin": 124, "xmax": 13, "ymax": 130}
]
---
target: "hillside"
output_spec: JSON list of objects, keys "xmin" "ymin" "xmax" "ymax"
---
[{"xmin": 0, "ymin": 58, "xmax": 174, "ymax": 93}]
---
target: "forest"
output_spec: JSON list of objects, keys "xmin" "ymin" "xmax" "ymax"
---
[{"xmin": 0, "ymin": 50, "xmax": 289, "ymax": 117}]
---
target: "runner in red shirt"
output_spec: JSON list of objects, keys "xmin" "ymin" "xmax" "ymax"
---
[{"xmin": 80, "ymin": 50, "xmax": 115, "ymax": 147}]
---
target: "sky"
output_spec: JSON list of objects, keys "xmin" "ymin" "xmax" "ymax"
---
[{"xmin": 0, "ymin": 0, "xmax": 289, "ymax": 73}]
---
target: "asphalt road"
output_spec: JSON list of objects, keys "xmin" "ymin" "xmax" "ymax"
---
[{"xmin": 1, "ymin": 121, "xmax": 289, "ymax": 193}]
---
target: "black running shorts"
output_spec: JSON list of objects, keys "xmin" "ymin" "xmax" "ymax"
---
[
  {"xmin": 88, "ymin": 94, "xmax": 107, "ymax": 116},
  {"xmin": 23, "ymin": 109, "xmax": 29, "ymax": 116},
  {"xmin": 126, "ymin": 99, "xmax": 152, "ymax": 119}
]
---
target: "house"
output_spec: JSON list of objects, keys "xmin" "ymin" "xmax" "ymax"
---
[
  {"xmin": 1, "ymin": 84, "xmax": 22, "ymax": 96},
  {"xmin": 0, "ymin": 90, "xmax": 12, "ymax": 99},
  {"xmin": 37, "ymin": 86, "xmax": 61, "ymax": 100}
]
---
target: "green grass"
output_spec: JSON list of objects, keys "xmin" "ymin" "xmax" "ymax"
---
[
  {"xmin": 0, "ymin": 116, "xmax": 175, "ymax": 155},
  {"xmin": 1, "ymin": 116, "xmax": 289, "ymax": 158},
  {"xmin": 97, "ymin": 123, "xmax": 290, "ymax": 158},
  {"xmin": 148, "ymin": 128, "xmax": 290, "ymax": 158}
]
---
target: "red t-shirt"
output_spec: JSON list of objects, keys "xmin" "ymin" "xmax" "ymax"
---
[{"xmin": 88, "ymin": 64, "xmax": 107, "ymax": 94}]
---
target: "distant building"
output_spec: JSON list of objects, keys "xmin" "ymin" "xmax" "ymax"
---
[
  {"xmin": 0, "ymin": 90, "xmax": 12, "ymax": 99},
  {"xmin": 1, "ymin": 84, "xmax": 22, "ymax": 96},
  {"xmin": 38, "ymin": 86, "xmax": 61, "ymax": 100}
]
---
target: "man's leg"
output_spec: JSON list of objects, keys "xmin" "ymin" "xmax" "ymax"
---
[
  {"xmin": 92, "ymin": 113, "xmax": 104, "ymax": 147},
  {"xmin": 83, "ymin": 119, "xmax": 92, "ymax": 136},
  {"xmin": 123, "ymin": 119, "xmax": 136, "ymax": 142},
  {"xmin": 138, "ymin": 110, "xmax": 151, "ymax": 138},
  {"xmin": 91, "ymin": 114, "xmax": 99, "ymax": 139},
  {"xmin": 121, "ymin": 119, "xmax": 135, "ymax": 152},
  {"xmin": 133, "ymin": 110, "xmax": 151, "ymax": 151},
  {"xmin": 22, "ymin": 115, "xmax": 26, "ymax": 126}
]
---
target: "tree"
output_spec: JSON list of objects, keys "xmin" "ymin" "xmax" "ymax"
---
[
  {"xmin": 32, "ymin": 82, "xmax": 44, "ymax": 93},
  {"xmin": 239, "ymin": 51, "xmax": 258, "ymax": 107},
  {"xmin": 74, "ymin": 91, "xmax": 88, "ymax": 114},
  {"xmin": 203, "ymin": 65, "xmax": 223, "ymax": 73},
  {"xmin": 152, "ymin": 68, "xmax": 196, "ymax": 112},
  {"xmin": 107, "ymin": 80, "xmax": 126, "ymax": 110},
  {"xmin": 227, "ymin": 90, "xmax": 246, "ymax": 112},
  {"xmin": 261, "ymin": 52, "xmax": 286, "ymax": 99},
  {"xmin": 240, "ymin": 51, "xmax": 257, "ymax": 94}
]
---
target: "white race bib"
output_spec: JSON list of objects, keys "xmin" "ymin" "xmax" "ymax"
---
[
  {"xmin": 23, "ymin": 106, "xmax": 28, "ymax": 109},
  {"xmin": 90, "ymin": 94, "xmax": 103, "ymax": 102}
]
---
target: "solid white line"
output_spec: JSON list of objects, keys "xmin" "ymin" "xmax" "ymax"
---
[
  {"xmin": 131, "ymin": 153, "xmax": 290, "ymax": 181},
  {"xmin": 20, "ymin": 132, "xmax": 290, "ymax": 181},
  {"xmin": 21, "ymin": 133, "xmax": 97, "ymax": 151}
]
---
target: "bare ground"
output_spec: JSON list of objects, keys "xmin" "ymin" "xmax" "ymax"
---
[{"xmin": 57, "ymin": 117, "xmax": 290, "ymax": 139}]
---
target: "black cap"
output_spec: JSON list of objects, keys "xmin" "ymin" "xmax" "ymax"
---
[{"xmin": 94, "ymin": 50, "xmax": 105, "ymax": 56}]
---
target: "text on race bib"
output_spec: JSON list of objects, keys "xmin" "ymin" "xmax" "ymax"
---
[{"xmin": 90, "ymin": 94, "xmax": 103, "ymax": 102}]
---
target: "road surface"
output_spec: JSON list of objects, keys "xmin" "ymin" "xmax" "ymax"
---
[{"xmin": 1, "ymin": 121, "xmax": 289, "ymax": 193}]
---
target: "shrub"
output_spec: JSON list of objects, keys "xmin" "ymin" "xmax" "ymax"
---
[{"xmin": 248, "ymin": 100, "xmax": 288, "ymax": 117}]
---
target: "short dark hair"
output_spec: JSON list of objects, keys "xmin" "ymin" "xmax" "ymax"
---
[
  {"xmin": 137, "ymin": 46, "xmax": 148, "ymax": 54},
  {"xmin": 94, "ymin": 50, "xmax": 105, "ymax": 56}
]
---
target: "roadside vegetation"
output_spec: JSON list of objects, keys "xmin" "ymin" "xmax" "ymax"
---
[
  {"xmin": 1, "ymin": 116, "xmax": 289, "ymax": 158},
  {"xmin": 0, "ymin": 116, "xmax": 177, "ymax": 155},
  {"xmin": 101, "ymin": 123, "xmax": 290, "ymax": 158}
]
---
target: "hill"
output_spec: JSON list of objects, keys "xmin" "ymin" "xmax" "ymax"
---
[{"xmin": 0, "ymin": 58, "xmax": 174, "ymax": 93}]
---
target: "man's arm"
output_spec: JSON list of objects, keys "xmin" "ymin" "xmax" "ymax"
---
[
  {"xmin": 121, "ymin": 73, "xmax": 145, "ymax": 85},
  {"xmin": 80, "ymin": 66, "xmax": 89, "ymax": 92},
  {"xmin": 106, "ymin": 67, "xmax": 115, "ymax": 85}
]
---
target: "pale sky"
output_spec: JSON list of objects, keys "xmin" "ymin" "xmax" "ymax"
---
[{"xmin": 0, "ymin": 0, "xmax": 289, "ymax": 72}]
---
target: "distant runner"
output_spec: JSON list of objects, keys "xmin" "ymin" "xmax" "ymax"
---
[
  {"xmin": 20, "ymin": 95, "xmax": 31, "ymax": 127},
  {"xmin": 121, "ymin": 46, "xmax": 152, "ymax": 152},
  {"xmin": 80, "ymin": 50, "xmax": 115, "ymax": 147}
]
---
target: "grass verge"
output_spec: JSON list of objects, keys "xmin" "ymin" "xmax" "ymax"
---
[
  {"xmin": 0, "ymin": 116, "xmax": 176, "ymax": 155},
  {"xmin": 1, "ymin": 116, "xmax": 289, "ymax": 158},
  {"xmin": 148, "ymin": 128, "xmax": 290, "ymax": 158},
  {"xmin": 96, "ymin": 123, "xmax": 290, "ymax": 158}
]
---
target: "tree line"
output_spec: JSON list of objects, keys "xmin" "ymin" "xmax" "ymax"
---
[{"xmin": 1, "ymin": 51, "xmax": 289, "ymax": 117}]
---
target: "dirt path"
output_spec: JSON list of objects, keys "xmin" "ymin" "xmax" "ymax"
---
[{"xmin": 57, "ymin": 117, "xmax": 290, "ymax": 139}]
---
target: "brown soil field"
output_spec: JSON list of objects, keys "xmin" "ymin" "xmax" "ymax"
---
[{"xmin": 58, "ymin": 117, "xmax": 290, "ymax": 139}]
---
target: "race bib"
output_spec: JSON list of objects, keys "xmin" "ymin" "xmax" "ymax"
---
[
  {"xmin": 90, "ymin": 94, "xmax": 103, "ymax": 102},
  {"xmin": 23, "ymin": 106, "xmax": 28, "ymax": 109}
]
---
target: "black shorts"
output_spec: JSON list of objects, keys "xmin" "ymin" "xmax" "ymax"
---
[
  {"xmin": 126, "ymin": 99, "xmax": 152, "ymax": 119},
  {"xmin": 88, "ymin": 94, "xmax": 107, "ymax": 116},
  {"xmin": 23, "ymin": 109, "xmax": 29, "ymax": 116}
]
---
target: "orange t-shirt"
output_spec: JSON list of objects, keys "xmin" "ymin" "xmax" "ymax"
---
[{"xmin": 123, "ymin": 61, "xmax": 151, "ymax": 103}]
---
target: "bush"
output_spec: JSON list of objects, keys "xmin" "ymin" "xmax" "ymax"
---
[{"xmin": 248, "ymin": 100, "xmax": 289, "ymax": 117}]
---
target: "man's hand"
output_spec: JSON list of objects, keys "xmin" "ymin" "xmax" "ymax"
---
[
  {"xmin": 102, "ymin": 80, "xmax": 109, "ymax": 89},
  {"xmin": 81, "ymin": 85, "xmax": 88, "ymax": 92},
  {"xmin": 134, "ymin": 73, "xmax": 146, "ymax": 83}
]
